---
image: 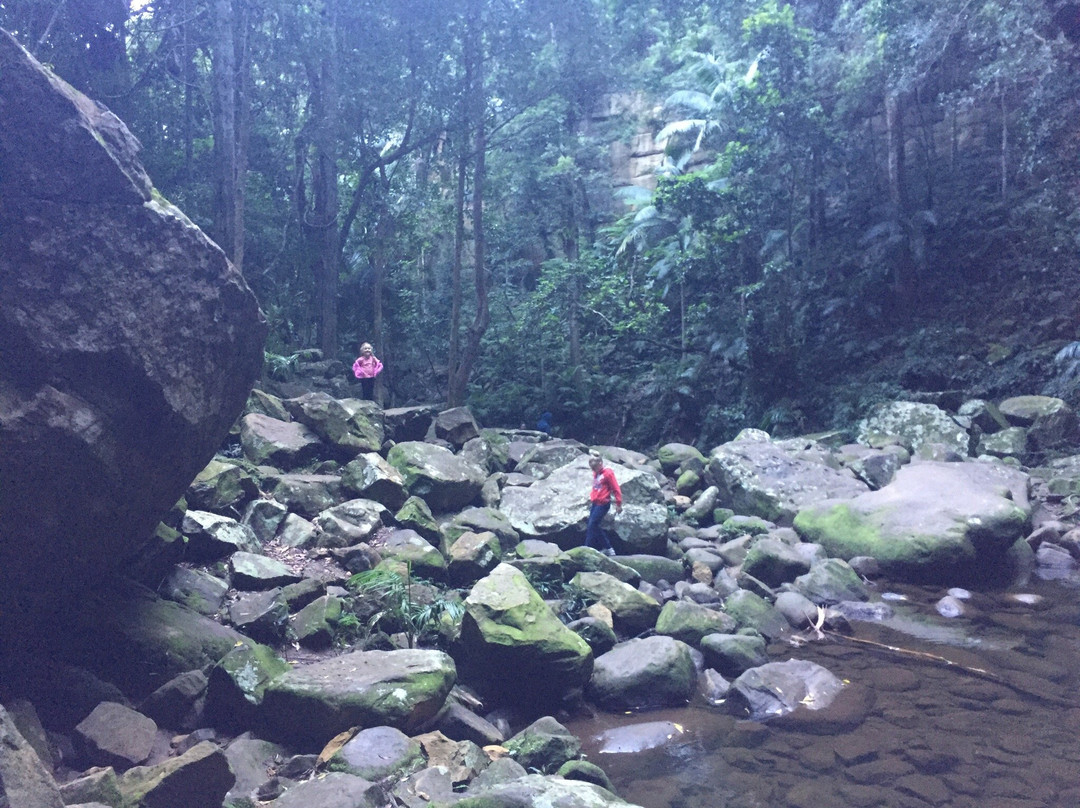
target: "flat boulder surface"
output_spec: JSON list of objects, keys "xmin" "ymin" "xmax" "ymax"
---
[
  {"xmin": 0, "ymin": 32, "xmax": 265, "ymax": 622},
  {"xmin": 499, "ymin": 455, "xmax": 668, "ymax": 551},
  {"xmin": 794, "ymin": 461, "xmax": 1031, "ymax": 582},
  {"xmin": 258, "ymin": 649, "xmax": 456, "ymax": 750},
  {"xmin": 706, "ymin": 433, "xmax": 869, "ymax": 524}
]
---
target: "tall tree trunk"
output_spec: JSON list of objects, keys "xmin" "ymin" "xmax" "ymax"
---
[
  {"xmin": 309, "ymin": 1, "xmax": 340, "ymax": 358},
  {"xmin": 181, "ymin": 0, "xmax": 194, "ymax": 182},
  {"xmin": 210, "ymin": 0, "xmax": 247, "ymax": 271},
  {"xmin": 998, "ymin": 78, "xmax": 1008, "ymax": 200},
  {"xmin": 448, "ymin": 0, "xmax": 486, "ymax": 407},
  {"xmin": 809, "ymin": 145, "xmax": 825, "ymax": 248},
  {"xmin": 885, "ymin": 90, "xmax": 914, "ymax": 299},
  {"xmin": 560, "ymin": 197, "xmax": 583, "ymax": 382},
  {"xmin": 372, "ymin": 200, "xmax": 391, "ymax": 403},
  {"xmin": 448, "ymin": 147, "xmax": 467, "ymax": 404}
]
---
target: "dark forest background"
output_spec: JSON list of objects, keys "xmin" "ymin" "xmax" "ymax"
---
[{"xmin": 4, "ymin": 0, "xmax": 1080, "ymax": 449}]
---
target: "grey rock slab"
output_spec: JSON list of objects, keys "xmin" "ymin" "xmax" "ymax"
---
[
  {"xmin": 457, "ymin": 564, "xmax": 593, "ymax": 703},
  {"xmin": 654, "ymin": 600, "xmax": 737, "ymax": 646},
  {"xmin": 158, "ymin": 567, "xmax": 229, "ymax": 616},
  {"xmin": 0, "ymin": 704, "xmax": 64, "ymax": 808},
  {"xmin": 595, "ymin": 720, "xmax": 687, "ymax": 754},
  {"xmin": 504, "ymin": 716, "xmax": 581, "ymax": 773},
  {"xmin": 706, "ymin": 434, "xmax": 869, "ymax": 524},
  {"xmin": 74, "ymin": 702, "xmax": 156, "ymax": 771},
  {"xmin": 857, "ymin": 401, "xmax": 971, "ymax": 456},
  {"xmin": 230, "ymin": 551, "xmax": 301, "ymax": 590},
  {"xmin": 333, "ymin": 726, "xmax": 425, "ymax": 781},
  {"xmin": 452, "ymin": 772, "xmax": 640, "ymax": 807},
  {"xmin": 794, "ymin": 461, "xmax": 1032, "ymax": 583},
  {"xmin": 570, "ymin": 571, "xmax": 661, "ymax": 635},
  {"xmin": 240, "ymin": 413, "xmax": 323, "ymax": 468},
  {"xmin": 341, "ymin": 452, "xmax": 409, "ymax": 509},
  {"xmin": 588, "ymin": 636, "xmax": 697, "ymax": 712},
  {"xmin": 387, "ymin": 441, "xmax": 486, "ymax": 512},
  {"xmin": 731, "ymin": 659, "xmax": 845, "ymax": 721},
  {"xmin": 270, "ymin": 474, "xmax": 344, "ymax": 519},
  {"xmin": 259, "ymin": 649, "xmax": 456, "ymax": 750},
  {"xmin": 181, "ymin": 510, "xmax": 260, "ymax": 561},
  {"xmin": 698, "ymin": 633, "xmax": 768, "ymax": 676}
]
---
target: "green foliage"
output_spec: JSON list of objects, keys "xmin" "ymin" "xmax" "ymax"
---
[
  {"xmin": 262, "ymin": 351, "xmax": 299, "ymax": 382},
  {"xmin": 7, "ymin": 0, "xmax": 1079, "ymax": 448},
  {"xmin": 346, "ymin": 566, "xmax": 464, "ymax": 650}
]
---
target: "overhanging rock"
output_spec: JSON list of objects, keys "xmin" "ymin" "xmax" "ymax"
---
[{"xmin": 0, "ymin": 31, "xmax": 266, "ymax": 622}]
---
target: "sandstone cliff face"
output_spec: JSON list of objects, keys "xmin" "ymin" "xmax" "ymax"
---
[{"xmin": 0, "ymin": 30, "xmax": 266, "ymax": 621}]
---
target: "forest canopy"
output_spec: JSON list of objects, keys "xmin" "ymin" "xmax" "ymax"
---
[{"xmin": 4, "ymin": 0, "xmax": 1079, "ymax": 448}]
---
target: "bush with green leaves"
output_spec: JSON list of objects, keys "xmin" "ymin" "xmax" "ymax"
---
[{"xmin": 346, "ymin": 566, "xmax": 464, "ymax": 650}]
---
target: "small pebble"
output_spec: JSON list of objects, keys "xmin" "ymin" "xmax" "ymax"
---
[
  {"xmin": 1008, "ymin": 593, "xmax": 1043, "ymax": 606},
  {"xmin": 881, "ymin": 592, "xmax": 907, "ymax": 602},
  {"xmin": 935, "ymin": 595, "xmax": 965, "ymax": 618},
  {"xmin": 947, "ymin": 587, "xmax": 972, "ymax": 600}
]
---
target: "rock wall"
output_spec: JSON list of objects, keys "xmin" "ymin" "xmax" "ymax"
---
[{"xmin": 0, "ymin": 31, "xmax": 266, "ymax": 622}]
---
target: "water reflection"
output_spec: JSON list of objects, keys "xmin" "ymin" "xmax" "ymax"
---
[{"xmin": 567, "ymin": 575, "xmax": 1080, "ymax": 808}]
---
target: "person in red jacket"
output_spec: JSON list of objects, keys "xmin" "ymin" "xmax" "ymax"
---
[{"xmin": 586, "ymin": 452, "xmax": 622, "ymax": 556}]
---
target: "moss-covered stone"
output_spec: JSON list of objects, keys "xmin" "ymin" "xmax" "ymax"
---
[
  {"xmin": 722, "ymin": 590, "xmax": 788, "ymax": 639},
  {"xmin": 504, "ymin": 716, "xmax": 582, "ymax": 773},
  {"xmin": 457, "ymin": 564, "xmax": 593, "ymax": 702},
  {"xmin": 654, "ymin": 600, "xmax": 737, "ymax": 646},
  {"xmin": 395, "ymin": 495, "xmax": 441, "ymax": 541},
  {"xmin": 119, "ymin": 741, "xmax": 234, "ymax": 808}
]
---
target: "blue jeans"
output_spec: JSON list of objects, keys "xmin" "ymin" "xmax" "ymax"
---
[{"xmin": 585, "ymin": 503, "xmax": 613, "ymax": 551}]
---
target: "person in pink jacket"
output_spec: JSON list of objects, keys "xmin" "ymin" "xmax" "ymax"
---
[{"xmin": 352, "ymin": 342, "xmax": 383, "ymax": 400}]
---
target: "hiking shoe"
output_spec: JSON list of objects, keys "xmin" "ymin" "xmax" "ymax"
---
[{"xmin": 602, "ymin": 548, "xmax": 616, "ymax": 557}]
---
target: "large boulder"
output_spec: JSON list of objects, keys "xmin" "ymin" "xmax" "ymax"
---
[
  {"xmin": 258, "ymin": 649, "xmax": 457, "ymax": 750},
  {"xmin": 730, "ymin": 659, "xmax": 845, "ymax": 721},
  {"xmin": 794, "ymin": 461, "xmax": 1031, "ymax": 582},
  {"xmin": 118, "ymin": 741, "xmax": 235, "ymax": 808},
  {"xmin": 998, "ymin": 395, "xmax": 1080, "ymax": 456},
  {"xmin": 284, "ymin": 392, "xmax": 382, "ymax": 459},
  {"xmin": 857, "ymin": 401, "xmax": 970, "ymax": 456},
  {"xmin": 569, "ymin": 571, "xmax": 661, "ymax": 635},
  {"xmin": 71, "ymin": 580, "xmax": 250, "ymax": 699},
  {"xmin": 588, "ymin": 636, "xmax": 697, "ymax": 711},
  {"xmin": 456, "ymin": 564, "xmax": 593, "ymax": 703},
  {"xmin": 0, "ymin": 32, "xmax": 265, "ymax": 623},
  {"xmin": 499, "ymin": 455, "xmax": 669, "ymax": 552},
  {"xmin": 387, "ymin": 441, "xmax": 486, "ymax": 512},
  {"xmin": 341, "ymin": 453, "xmax": 409, "ymax": 509},
  {"xmin": 705, "ymin": 433, "xmax": 869, "ymax": 524},
  {"xmin": 0, "ymin": 705, "xmax": 64, "ymax": 808},
  {"xmin": 240, "ymin": 414, "xmax": 322, "ymax": 468}
]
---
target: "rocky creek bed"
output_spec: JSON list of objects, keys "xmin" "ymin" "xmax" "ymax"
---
[
  {"xmin": 3, "ymin": 390, "xmax": 1080, "ymax": 808},
  {"xmin": 570, "ymin": 572, "xmax": 1080, "ymax": 808}
]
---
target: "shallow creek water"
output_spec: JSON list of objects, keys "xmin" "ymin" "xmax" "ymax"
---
[{"xmin": 564, "ymin": 574, "xmax": 1080, "ymax": 808}]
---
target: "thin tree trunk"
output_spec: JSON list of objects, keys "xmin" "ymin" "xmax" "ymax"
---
[
  {"xmin": 885, "ymin": 90, "xmax": 914, "ymax": 299},
  {"xmin": 211, "ymin": 0, "xmax": 239, "ymax": 262},
  {"xmin": 447, "ymin": 148, "xmax": 467, "ymax": 405},
  {"xmin": 182, "ymin": 0, "xmax": 194, "ymax": 181},
  {"xmin": 448, "ymin": 0, "xmax": 486, "ymax": 407},
  {"xmin": 233, "ymin": 0, "xmax": 249, "ymax": 272},
  {"xmin": 311, "ymin": 1, "xmax": 340, "ymax": 357},
  {"xmin": 372, "ymin": 200, "xmax": 390, "ymax": 403},
  {"xmin": 999, "ymin": 78, "xmax": 1008, "ymax": 200}
]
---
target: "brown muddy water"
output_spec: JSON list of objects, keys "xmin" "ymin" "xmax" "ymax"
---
[{"xmin": 564, "ymin": 575, "xmax": 1080, "ymax": 808}]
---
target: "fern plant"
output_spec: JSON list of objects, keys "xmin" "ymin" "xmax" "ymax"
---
[{"xmin": 347, "ymin": 566, "xmax": 464, "ymax": 649}]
